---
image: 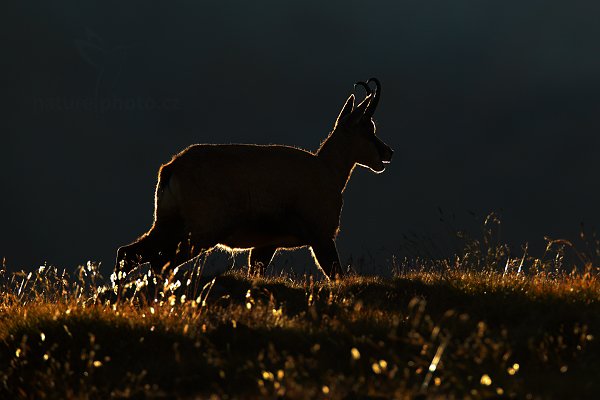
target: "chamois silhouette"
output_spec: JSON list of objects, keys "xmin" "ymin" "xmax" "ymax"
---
[{"xmin": 116, "ymin": 78, "xmax": 393, "ymax": 279}]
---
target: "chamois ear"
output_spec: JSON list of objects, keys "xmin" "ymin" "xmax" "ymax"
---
[
  {"xmin": 335, "ymin": 94, "xmax": 355, "ymax": 127},
  {"xmin": 348, "ymin": 94, "xmax": 372, "ymax": 124}
]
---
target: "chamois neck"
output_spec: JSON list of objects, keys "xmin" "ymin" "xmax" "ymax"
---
[{"xmin": 317, "ymin": 131, "xmax": 356, "ymax": 193}]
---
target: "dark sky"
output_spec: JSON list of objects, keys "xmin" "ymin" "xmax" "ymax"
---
[{"xmin": 2, "ymin": 1, "xmax": 600, "ymax": 273}]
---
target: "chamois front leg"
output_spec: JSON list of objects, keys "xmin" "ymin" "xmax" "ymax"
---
[
  {"xmin": 115, "ymin": 222, "xmax": 188, "ymax": 275},
  {"xmin": 248, "ymin": 246, "xmax": 277, "ymax": 277},
  {"xmin": 310, "ymin": 239, "xmax": 342, "ymax": 280},
  {"xmin": 116, "ymin": 234, "xmax": 170, "ymax": 275}
]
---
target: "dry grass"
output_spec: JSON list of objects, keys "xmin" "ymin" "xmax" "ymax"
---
[{"xmin": 0, "ymin": 253, "xmax": 598, "ymax": 400}]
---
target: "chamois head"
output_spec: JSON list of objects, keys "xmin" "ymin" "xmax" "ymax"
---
[{"xmin": 331, "ymin": 78, "xmax": 393, "ymax": 173}]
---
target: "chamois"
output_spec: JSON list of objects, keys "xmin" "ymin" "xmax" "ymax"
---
[{"xmin": 116, "ymin": 78, "xmax": 393, "ymax": 279}]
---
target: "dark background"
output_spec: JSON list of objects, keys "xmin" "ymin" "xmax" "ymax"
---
[{"xmin": 2, "ymin": 1, "xmax": 599, "ymax": 273}]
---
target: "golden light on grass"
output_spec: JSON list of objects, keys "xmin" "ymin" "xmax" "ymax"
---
[
  {"xmin": 262, "ymin": 371, "xmax": 274, "ymax": 381},
  {"xmin": 427, "ymin": 340, "xmax": 448, "ymax": 373},
  {"xmin": 371, "ymin": 363, "xmax": 382, "ymax": 374},
  {"xmin": 1, "ymin": 248, "xmax": 598, "ymax": 399},
  {"xmin": 480, "ymin": 374, "xmax": 492, "ymax": 386},
  {"xmin": 560, "ymin": 365, "xmax": 568, "ymax": 373}
]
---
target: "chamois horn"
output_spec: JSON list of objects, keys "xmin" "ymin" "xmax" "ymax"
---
[
  {"xmin": 354, "ymin": 81, "xmax": 372, "ymax": 97},
  {"xmin": 365, "ymin": 77, "xmax": 381, "ymax": 118}
]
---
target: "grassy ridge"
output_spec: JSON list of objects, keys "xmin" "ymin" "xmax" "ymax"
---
[{"xmin": 0, "ymin": 263, "xmax": 598, "ymax": 399}]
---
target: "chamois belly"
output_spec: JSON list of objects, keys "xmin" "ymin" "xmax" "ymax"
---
[
  {"xmin": 220, "ymin": 213, "xmax": 307, "ymax": 249},
  {"xmin": 221, "ymin": 227, "xmax": 304, "ymax": 249}
]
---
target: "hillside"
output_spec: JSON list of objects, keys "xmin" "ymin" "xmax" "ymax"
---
[{"xmin": 1, "ymin": 257, "xmax": 598, "ymax": 399}]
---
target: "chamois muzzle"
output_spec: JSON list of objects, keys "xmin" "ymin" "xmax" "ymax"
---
[{"xmin": 380, "ymin": 143, "xmax": 394, "ymax": 164}]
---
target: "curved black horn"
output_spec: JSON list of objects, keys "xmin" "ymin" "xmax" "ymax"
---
[
  {"xmin": 365, "ymin": 77, "xmax": 381, "ymax": 117},
  {"xmin": 354, "ymin": 81, "xmax": 372, "ymax": 97}
]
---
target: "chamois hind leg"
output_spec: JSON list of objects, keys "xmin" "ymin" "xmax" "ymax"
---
[
  {"xmin": 310, "ymin": 239, "xmax": 342, "ymax": 280},
  {"xmin": 248, "ymin": 246, "xmax": 277, "ymax": 277}
]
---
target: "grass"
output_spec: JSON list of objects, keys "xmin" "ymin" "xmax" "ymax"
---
[{"xmin": 1, "ymin": 240, "xmax": 599, "ymax": 399}]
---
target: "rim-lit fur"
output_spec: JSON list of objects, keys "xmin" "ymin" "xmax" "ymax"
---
[{"xmin": 116, "ymin": 79, "xmax": 393, "ymax": 279}]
